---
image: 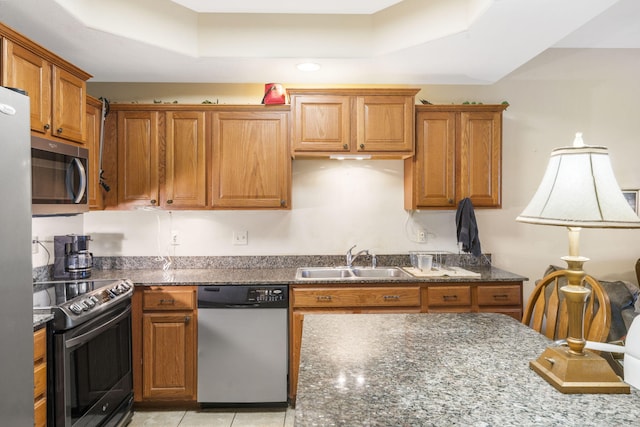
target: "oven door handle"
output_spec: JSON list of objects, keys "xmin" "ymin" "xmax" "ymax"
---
[{"xmin": 65, "ymin": 306, "xmax": 130, "ymax": 349}]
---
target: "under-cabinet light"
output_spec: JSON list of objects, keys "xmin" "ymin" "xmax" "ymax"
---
[{"xmin": 329, "ymin": 154, "xmax": 372, "ymax": 160}]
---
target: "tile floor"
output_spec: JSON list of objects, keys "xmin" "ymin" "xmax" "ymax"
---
[{"xmin": 129, "ymin": 408, "xmax": 295, "ymax": 427}]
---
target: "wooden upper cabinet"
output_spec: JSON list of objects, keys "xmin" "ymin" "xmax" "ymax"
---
[
  {"xmin": 117, "ymin": 111, "xmax": 160, "ymax": 208},
  {"xmin": 86, "ymin": 96, "xmax": 103, "ymax": 210},
  {"xmin": 405, "ymin": 104, "xmax": 506, "ymax": 210},
  {"xmin": 355, "ymin": 95, "xmax": 414, "ymax": 153},
  {"xmin": 1, "ymin": 39, "xmax": 51, "ymax": 133},
  {"xmin": 52, "ymin": 66, "xmax": 86, "ymax": 143},
  {"xmin": 289, "ymin": 88, "xmax": 419, "ymax": 158},
  {"xmin": 1, "ymin": 29, "xmax": 90, "ymax": 144},
  {"xmin": 211, "ymin": 110, "xmax": 290, "ymax": 209},
  {"xmin": 165, "ymin": 111, "xmax": 207, "ymax": 208},
  {"xmin": 290, "ymin": 94, "xmax": 351, "ymax": 152},
  {"xmin": 458, "ymin": 110, "xmax": 503, "ymax": 207}
]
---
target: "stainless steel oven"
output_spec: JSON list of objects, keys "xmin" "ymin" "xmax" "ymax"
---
[
  {"xmin": 34, "ymin": 279, "xmax": 134, "ymax": 427},
  {"xmin": 31, "ymin": 135, "xmax": 89, "ymax": 215}
]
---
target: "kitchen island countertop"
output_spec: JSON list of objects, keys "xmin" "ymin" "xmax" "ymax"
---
[{"xmin": 295, "ymin": 313, "xmax": 640, "ymax": 426}]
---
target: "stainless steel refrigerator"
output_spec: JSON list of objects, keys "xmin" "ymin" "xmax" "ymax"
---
[{"xmin": 0, "ymin": 86, "xmax": 34, "ymax": 425}]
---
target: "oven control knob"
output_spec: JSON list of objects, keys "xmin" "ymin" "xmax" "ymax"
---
[
  {"xmin": 84, "ymin": 298, "xmax": 96, "ymax": 308},
  {"xmin": 69, "ymin": 303, "xmax": 83, "ymax": 315},
  {"xmin": 90, "ymin": 295, "xmax": 100, "ymax": 305}
]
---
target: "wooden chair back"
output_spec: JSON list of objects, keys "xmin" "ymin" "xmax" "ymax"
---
[{"xmin": 522, "ymin": 270, "xmax": 611, "ymax": 342}]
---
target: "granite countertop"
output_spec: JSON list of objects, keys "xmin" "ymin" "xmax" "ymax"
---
[
  {"xmin": 33, "ymin": 311, "xmax": 53, "ymax": 330},
  {"xmin": 89, "ymin": 265, "xmax": 526, "ymax": 285},
  {"xmin": 295, "ymin": 313, "xmax": 640, "ymax": 426}
]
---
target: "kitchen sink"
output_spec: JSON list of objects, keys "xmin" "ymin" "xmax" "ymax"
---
[
  {"xmin": 295, "ymin": 266, "xmax": 411, "ymax": 280},
  {"xmin": 351, "ymin": 267, "xmax": 408, "ymax": 278},
  {"xmin": 296, "ymin": 267, "xmax": 354, "ymax": 279}
]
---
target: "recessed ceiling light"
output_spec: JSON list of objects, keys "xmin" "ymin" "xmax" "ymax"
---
[{"xmin": 297, "ymin": 62, "xmax": 321, "ymax": 72}]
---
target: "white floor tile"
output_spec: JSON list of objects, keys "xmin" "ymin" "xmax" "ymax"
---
[
  {"xmin": 178, "ymin": 410, "xmax": 235, "ymax": 427},
  {"xmin": 129, "ymin": 410, "xmax": 186, "ymax": 426},
  {"xmin": 231, "ymin": 410, "xmax": 286, "ymax": 427}
]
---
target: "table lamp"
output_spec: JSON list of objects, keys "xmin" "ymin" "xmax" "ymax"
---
[{"xmin": 517, "ymin": 132, "xmax": 640, "ymax": 393}]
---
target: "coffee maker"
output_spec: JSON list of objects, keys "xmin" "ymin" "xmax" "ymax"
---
[{"xmin": 53, "ymin": 235, "xmax": 93, "ymax": 280}]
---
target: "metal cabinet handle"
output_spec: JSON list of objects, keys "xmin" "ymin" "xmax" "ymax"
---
[
  {"xmin": 159, "ymin": 298, "xmax": 175, "ymax": 305},
  {"xmin": 57, "ymin": 127, "xmax": 63, "ymax": 134},
  {"xmin": 359, "ymin": 143, "xmax": 365, "ymax": 149},
  {"xmin": 280, "ymin": 200, "xmax": 286, "ymax": 207},
  {"xmin": 316, "ymin": 295, "xmax": 333, "ymax": 302},
  {"xmin": 493, "ymin": 294, "xmax": 509, "ymax": 300},
  {"xmin": 383, "ymin": 295, "xmax": 400, "ymax": 301},
  {"xmin": 151, "ymin": 199, "xmax": 157, "ymax": 205},
  {"xmin": 448, "ymin": 199, "xmax": 454, "ymax": 204},
  {"xmin": 184, "ymin": 316, "xmax": 191, "ymax": 324},
  {"xmin": 442, "ymin": 295, "xmax": 458, "ymax": 301},
  {"xmin": 342, "ymin": 144, "xmax": 348, "ymax": 150},
  {"xmin": 44, "ymin": 124, "xmax": 50, "ymax": 130},
  {"xmin": 167, "ymin": 199, "xmax": 173, "ymax": 204}
]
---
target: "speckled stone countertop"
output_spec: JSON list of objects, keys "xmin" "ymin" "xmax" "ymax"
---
[
  {"xmin": 33, "ymin": 311, "xmax": 53, "ymax": 330},
  {"xmin": 295, "ymin": 313, "xmax": 640, "ymax": 427},
  {"xmin": 88, "ymin": 265, "xmax": 526, "ymax": 285}
]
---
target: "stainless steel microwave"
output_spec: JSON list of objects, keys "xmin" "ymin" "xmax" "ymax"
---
[{"xmin": 31, "ymin": 136, "xmax": 89, "ymax": 215}]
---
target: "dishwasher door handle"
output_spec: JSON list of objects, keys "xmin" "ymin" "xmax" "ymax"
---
[
  {"xmin": 197, "ymin": 303, "xmax": 263, "ymax": 309},
  {"xmin": 224, "ymin": 303, "xmax": 261, "ymax": 308}
]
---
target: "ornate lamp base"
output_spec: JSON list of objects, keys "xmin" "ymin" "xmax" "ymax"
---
[{"xmin": 530, "ymin": 346, "xmax": 630, "ymax": 394}]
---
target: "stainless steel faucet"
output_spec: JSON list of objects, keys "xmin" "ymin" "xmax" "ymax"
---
[{"xmin": 346, "ymin": 245, "xmax": 370, "ymax": 268}]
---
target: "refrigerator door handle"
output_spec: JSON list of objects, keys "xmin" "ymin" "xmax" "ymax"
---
[{"xmin": 0, "ymin": 103, "xmax": 16, "ymax": 115}]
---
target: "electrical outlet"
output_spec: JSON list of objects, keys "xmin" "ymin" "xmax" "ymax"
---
[
  {"xmin": 233, "ymin": 231, "xmax": 248, "ymax": 245},
  {"xmin": 32, "ymin": 236, "xmax": 38, "ymax": 254},
  {"xmin": 417, "ymin": 231, "xmax": 426, "ymax": 242},
  {"xmin": 171, "ymin": 230, "xmax": 180, "ymax": 245}
]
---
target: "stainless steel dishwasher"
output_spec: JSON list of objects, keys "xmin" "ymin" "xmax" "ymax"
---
[{"xmin": 197, "ymin": 285, "xmax": 288, "ymax": 406}]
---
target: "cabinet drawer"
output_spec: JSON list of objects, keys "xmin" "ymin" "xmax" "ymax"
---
[
  {"xmin": 143, "ymin": 288, "xmax": 195, "ymax": 310},
  {"xmin": 427, "ymin": 286, "xmax": 471, "ymax": 306},
  {"xmin": 34, "ymin": 362, "xmax": 47, "ymax": 400},
  {"xmin": 34, "ymin": 328, "xmax": 46, "ymax": 363},
  {"xmin": 477, "ymin": 285, "xmax": 521, "ymax": 306},
  {"xmin": 293, "ymin": 287, "xmax": 420, "ymax": 308}
]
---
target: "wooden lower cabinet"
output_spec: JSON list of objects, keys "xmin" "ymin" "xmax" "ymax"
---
[
  {"xmin": 133, "ymin": 286, "xmax": 197, "ymax": 403},
  {"xmin": 422, "ymin": 282, "xmax": 523, "ymax": 320},
  {"xmin": 289, "ymin": 281, "xmax": 523, "ymax": 403},
  {"xmin": 33, "ymin": 328, "xmax": 47, "ymax": 427}
]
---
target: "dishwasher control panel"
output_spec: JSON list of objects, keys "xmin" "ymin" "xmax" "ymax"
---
[
  {"xmin": 248, "ymin": 287, "xmax": 285, "ymax": 303},
  {"xmin": 198, "ymin": 285, "xmax": 288, "ymax": 308}
]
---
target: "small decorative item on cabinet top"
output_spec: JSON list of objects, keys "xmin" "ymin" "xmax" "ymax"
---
[{"xmin": 261, "ymin": 83, "xmax": 286, "ymax": 104}]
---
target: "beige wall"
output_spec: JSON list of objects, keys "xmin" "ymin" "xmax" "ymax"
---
[{"xmin": 77, "ymin": 47, "xmax": 640, "ymax": 302}]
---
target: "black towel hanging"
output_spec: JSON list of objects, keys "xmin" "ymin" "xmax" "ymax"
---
[{"xmin": 455, "ymin": 197, "xmax": 482, "ymax": 257}]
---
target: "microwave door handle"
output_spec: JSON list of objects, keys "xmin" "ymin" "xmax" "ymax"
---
[{"xmin": 66, "ymin": 158, "xmax": 87, "ymax": 203}]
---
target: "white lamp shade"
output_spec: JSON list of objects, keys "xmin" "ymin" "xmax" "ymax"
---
[{"xmin": 517, "ymin": 143, "xmax": 640, "ymax": 228}]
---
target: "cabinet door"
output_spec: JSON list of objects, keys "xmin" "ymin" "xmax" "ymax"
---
[
  {"xmin": 211, "ymin": 111, "xmax": 290, "ymax": 208},
  {"xmin": 356, "ymin": 95, "xmax": 414, "ymax": 152},
  {"xmin": 291, "ymin": 95, "xmax": 351, "ymax": 152},
  {"xmin": 412, "ymin": 111, "xmax": 456, "ymax": 207},
  {"xmin": 52, "ymin": 66, "xmax": 86, "ymax": 143},
  {"xmin": 165, "ymin": 111, "xmax": 207, "ymax": 208},
  {"xmin": 87, "ymin": 97, "xmax": 103, "ymax": 210},
  {"xmin": 457, "ymin": 111, "xmax": 502, "ymax": 207},
  {"xmin": 142, "ymin": 312, "xmax": 196, "ymax": 400},
  {"xmin": 117, "ymin": 111, "xmax": 160, "ymax": 208},
  {"xmin": 2, "ymin": 39, "xmax": 51, "ymax": 134}
]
